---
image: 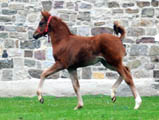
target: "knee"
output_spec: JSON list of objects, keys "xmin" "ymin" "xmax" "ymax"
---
[
  {"xmin": 40, "ymin": 71, "xmax": 47, "ymax": 79},
  {"xmin": 125, "ymin": 79, "xmax": 134, "ymax": 86}
]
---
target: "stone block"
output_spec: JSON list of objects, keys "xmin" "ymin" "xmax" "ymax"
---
[
  {"xmin": 112, "ymin": 9, "xmax": 124, "ymax": 14},
  {"xmin": 136, "ymin": 37, "xmax": 155, "ymax": 44},
  {"xmin": 77, "ymin": 12, "xmax": 91, "ymax": 21},
  {"xmin": 5, "ymin": 26, "xmax": 16, "ymax": 32},
  {"xmin": 70, "ymin": 27, "xmax": 77, "ymax": 34},
  {"xmin": 28, "ymin": 69, "xmax": 42, "ymax": 79},
  {"xmin": 108, "ymin": 2, "xmax": 119, "ymax": 8},
  {"xmin": 28, "ymin": 31, "xmax": 33, "ymax": 40},
  {"xmin": 60, "ymin": 14, "xmax": 69, "ymax": 21},
  {"xmin": 27, "ymin": 14, "xmax": 38, "ymax": 23},
  {"xmin": 42, "ymin": 61, "xmax": 54, "ymax": 69},
  {"xmin": 92, "ymin": 72, "xmax": 105, "ymax": 79},
  {"xmin": 54, "ymin": 1, "xmax": 64, "ymax": 9},
  {"xmin": 10, "ymin": 32, "xmax": 27, "ymax": 40},
  {"xmin": 1, "ymin": 3, "xmax": 8, "ymax": 7},
  {"xmin": 42, "ymin": 1, "xmax": 52, "ymax": 11},
  {"xmin": 130, "ymin": 45, "xmax": 148, "ymax": 56},
  {"xmin": 4, "ymin": 39, "xmax": 15, "ymax": 48},
  {"xmin": 16, "ymin": 26, "xmax": 26, "ymax": 32},
  {"xmin": 144, "ymin": 64, "xmax": 155, "ymax": 70},
  {"xmin": 61, "ymin": 70, "xmax": 69, "ymax": 78},
  {"xmin": 146, "ymin": 28, "xmax": 157, "ymax": 36},
  {"xmin": 13, "ymin": 69, "xmax": 29, "ymax": 80},
  {"xmin": 149, "ymin": 46, "xmax": 159, "ymax": 56},
  {"xmin": 0, "ymin": 26, "xmax": 5, "ymax": 31},
  {"xmin": 94, "ymin": 0, "xmax": 106, "ymax": 7},
  {"xmin": 77, "ymin": 27, "xmax": 90, "ymax": 36},
  {"xmin": 75, "ymin": 1, "xmax": 79, "ymax": 11},
  {"xmin": 151, "ymin": 56, "xmax": 159, "ymax": 62},
  {"xmin": 46, "ymin": 48, "xmax": 54, "ymax": 61},
  {"xmin": 91, "ymin": 27, "xmax": 113, "ymax": 36},
  {"xmin": 127, "ymin": 28, "xmax": 145, "ymax": 37},
  {"xmin": 0, "ymin": 33, "xmax": 8, "ymax": 38},
  {"xmin": 82, "ymin": 67, "xmax": 92, "ymax": 79},
  {"xmin": 0, "ymin": 45, "xmax": 3, "ymax": 56},
  {"xmin": 151, "ymin": 0, "xmax": 159, "ymax": 7},
  {"xmin": 0, "ymin": 59, "xmax": 13, "ymax": 69},
  {"xmin": 123, "ymin": 38, "xmax": 135, "ymax": 43},
  {"xmin": 132, "ymin": 19, "xmax": 155, "ymax": 27},
  {"xmin": 142, "ymin": 8, "xmax": 154, "ymax": 17},
  {"xmin": 133, "ymin": 70, "xmax": 152, "ymax": 78},
  {"xmin": 66, "ymin": 2, "xmax": 74, "ymax": 9},
  {"xmin": 70, "ymin": 14, "xmax": 77, "ymax": 22},
  {"xmin": 36, "ymin": 61, "xmax": 42, "ymax": 69},
  {"xmin": 2, "ymin": 9, "xmax": 17, "ymax": 15},
  {"xmin": 20, "ymin": 40, "xmax": 41, "ymax": 49},
  {"xmin": 80, "ymin": 2, "xmax": 92, "ymax": 9},
  {"xmin": 127, "ymin": 60, "xmax": 141, "ymax": 69},
  {"xmin": 24, "ymin": 59, "xmax": 35, "ymax": 67},
  {"xmin": 2, "ymin": 70, "xmax": 13, "ymax": 81},
  {"xmin": 24, "ymin": 50, "xmax": 33, "ymax": 58},
  {"xmin": 15, "ymin": 14, "xmax": 26, "ymax": 23},
  {"xmin": 34, "ymin": 50, "xmax": 46, "ymax": 60},
  {"xmin": 106, "ymin": 72, "xmax": 118, "ymax": 79},
  {"xmin": 0, "ymin": 16, "xmax": 12, "ymax": 22},
  {"xmin": 122, "ymin": 3, "xmax": 134, "ymax": 7},
  {"xmin": 125, "ymin": 9, "xmax": 139, "ymax": 14},
  {"xmin": 137, "ymin": 1, "xmax": 150, "ymax": 7},
  {"xmin": 154, "ymin": 70, "xmax": 159, "ymax": 78},
  {"xmin": 94, "ymin": 22, "xmax": 105, "ymax": 26},
  {"xmin": 9, "ymin": 4, "xmax": 24, "ymax": 10},
  {"xmin": 13, "ymin": 58, "xmax": 24, "ymax": 69}
]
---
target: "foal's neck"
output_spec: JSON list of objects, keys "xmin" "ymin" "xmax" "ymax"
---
[{"xmin": 50, "ymin": 18, "xmax": 72, "ymax": 44}]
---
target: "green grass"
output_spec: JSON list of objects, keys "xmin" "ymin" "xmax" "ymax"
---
[{"xmin": 0, "ymin": 95, "xmax": 159, "ymax": 120}]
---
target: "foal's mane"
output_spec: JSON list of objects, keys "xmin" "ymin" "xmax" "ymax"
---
[{"xmin": 53, "ymin": 16, "xmax": 73, "ymax": 35}]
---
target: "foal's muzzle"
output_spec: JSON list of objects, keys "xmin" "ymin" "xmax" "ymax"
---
[{"xmin": 33, "ymin": 33, "xmax": 43, "ymax": 39}]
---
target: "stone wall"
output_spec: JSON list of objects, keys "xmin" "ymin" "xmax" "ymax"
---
[{"xmin": 0, "ymin": 0, "xmax": 159, "ymax": 81}]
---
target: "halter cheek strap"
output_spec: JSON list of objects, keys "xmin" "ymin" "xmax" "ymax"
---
[
  {"xmin": 37, "ymin": 16, "xmax": 53, "ymax": 34},
  {"xmin": 44, "ymin": 16, "xmax": 53, "ymax": 33}
]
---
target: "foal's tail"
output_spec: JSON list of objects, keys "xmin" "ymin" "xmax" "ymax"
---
[{"xmin": 113, "ymin": 21, "xmax": 126, "ymax": 41}]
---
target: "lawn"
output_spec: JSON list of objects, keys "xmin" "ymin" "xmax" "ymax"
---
[{"xmin": 0, "ymin": 95, "xmax": 158, "ymax": 120}]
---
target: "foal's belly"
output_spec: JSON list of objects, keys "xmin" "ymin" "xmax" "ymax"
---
[{"xmin": 82, "ymin": 56, "xmax": 116, "ymax": 71}]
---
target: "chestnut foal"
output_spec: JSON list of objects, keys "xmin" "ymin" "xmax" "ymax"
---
[{"xmin": 33, "ymin": 11, "xmax": 142, "ymax": 110}]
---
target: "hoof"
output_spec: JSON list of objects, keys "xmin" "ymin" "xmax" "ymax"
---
[
  {"xmin": 39, "ymin": 98, "xmax": 44, "ymax": 104},
  {"xmin": 74, "ymin": 105, "xmax": 83, "ymax": 110},
  {"xmin": 111, "ymin": 96, "xmax": 116, "ymax": 103},
  {"xmin": 134, "ymin": 98, "xmax": 142, "ymax": 110},
  {"xmin": 134, "ymin": 102, "xmax": 141, "ymax": 110}
]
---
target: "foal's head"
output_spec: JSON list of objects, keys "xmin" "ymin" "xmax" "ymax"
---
[{"xmin": 33, "ymin": 11, "xmax": 52, "ymax": 39}]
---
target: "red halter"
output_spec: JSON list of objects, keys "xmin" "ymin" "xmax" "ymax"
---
[{"xmin": 37, "ymin": 16, "xmax": 53, "ymax": 34}]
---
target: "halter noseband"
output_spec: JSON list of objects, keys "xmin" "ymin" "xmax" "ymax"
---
[{"xmin": 37, "ymin": 15, "xmax": 53, "ymax": 35}]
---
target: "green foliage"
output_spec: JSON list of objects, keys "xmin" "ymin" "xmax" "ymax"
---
[{"xmin": 0, "ymin": 95, "xmax": 158, "ymax": 120}]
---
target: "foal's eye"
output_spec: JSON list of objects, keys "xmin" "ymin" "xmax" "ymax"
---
[{"xmin": 39, "ymin": 22, "xmax": 44, "ymax": 26}]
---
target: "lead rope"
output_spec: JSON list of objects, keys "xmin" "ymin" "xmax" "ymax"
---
[{"xmin": 48, "ymin": 35, "xmax": 51, "ymax": 43}]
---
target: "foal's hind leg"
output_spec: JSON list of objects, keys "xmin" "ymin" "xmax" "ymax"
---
[
  {"xmin": 111, "ymin": 76, "xmax": 123, "ymax": 102},
  {"xmin": 68, "ymin": 69, "xmax": 83, "ymax": 110},
  {"xmin": 100, "ymin": 59, "xmax": 123, "ymax": 102},
  {"xmin": 37, "ymin": 62, "xmax": 63, "ymax": 103},
  {"xmin": 117, "ymin": 65, "xmax": 142, "ymax": 109}
]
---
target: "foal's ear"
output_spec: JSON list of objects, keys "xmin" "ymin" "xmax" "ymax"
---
[{"xmin": 41, "ymin": 11, "xmax": 51, "ymax": 20}]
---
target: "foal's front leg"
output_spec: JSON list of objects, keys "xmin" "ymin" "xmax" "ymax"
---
[
  {"xmin": 68, "ymin": 69, "xmax": 84, "ymax": 110},
  {"xmin": 37, "ymin": 62, "xmax": 63, "ymax": 103}
]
